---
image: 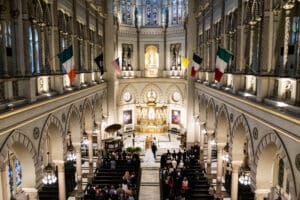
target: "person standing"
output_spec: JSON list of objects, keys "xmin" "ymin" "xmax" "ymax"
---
[{"xmin": 151, "ymin": 142, "xmax": 157, "ymax": 159}]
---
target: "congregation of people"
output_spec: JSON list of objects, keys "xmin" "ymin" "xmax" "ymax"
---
[
  {"xmin": 84, "ymin": 150, "xmax": 141, "ymax": 200},
  {"xmin": 160, "ymin": 145, "xmax": 214, "ymax": 200}
]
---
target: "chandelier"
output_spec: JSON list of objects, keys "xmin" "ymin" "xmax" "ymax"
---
[
  {"xmin": 222, "ymin": 143, "xmax": 230, "ymax": 162},
  {"xmin": 239, "ymin": 170, "xmax": 251, "ymax": 185},
  {"xmin": 42, "ymin": 152, "xmax": 57, "ymax": 185},
  {"xmin": 66, "ymin": 132, "xmax": 76, "ymax": 162}
]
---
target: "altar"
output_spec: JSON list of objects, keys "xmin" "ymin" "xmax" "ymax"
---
[{"xmin": 135, "ymin": 90, "xmax": 168, "ymax": 133}]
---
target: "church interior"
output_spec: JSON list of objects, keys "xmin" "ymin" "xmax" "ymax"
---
[{"xmin": 0, "ymin": 0, "xmax": 300, "ymax": 200}]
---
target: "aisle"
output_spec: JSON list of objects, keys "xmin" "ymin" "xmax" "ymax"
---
[{"xmin": 138, "ymin": 166, "xmax": 160, "ymax": 200}]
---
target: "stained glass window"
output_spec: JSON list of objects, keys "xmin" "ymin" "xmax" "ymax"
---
[
  {"xmin": 146, "ymin": 0, "xmax": 158, "ymax": 26},
  {"xmin": 291, "ymin": 17, "xmax": 299, "ymax": 44},
  {"xmin": 15, "ymin": 160, "xmax": 22, "ymax": 186},
  {"xmin": 121, "ymin": 0, "xmax": 132, "ymax": 25}
]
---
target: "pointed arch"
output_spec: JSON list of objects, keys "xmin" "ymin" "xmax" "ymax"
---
[
  {"xmin": 82, "ymin": 98, "xmax": 94, "ymax": 132},
  {"xmin": 38, "ymin": 114, "xmax": 65, "ymax": 157},
  {"xmin": 206, "ymin": 98, "xmax": 216, "ymax": 131},
  {"xmin": 119, "ymin": 84, "xmax": 138, "ymax": 104},
  {"xmin": 254, "ymin": 131, "xmax": 297, "ymax": 199},
  {"xmin": 65, "ymin": 104, "xmax": 82, "ymax": 143},
  {"xmin": 140, "ymin": 83, "xmax": 163, "ymax": 103},
  {"xmin": 216, "ymin": 104, "xmax": 231, "ymax": 143},
  {"xmin": 0, "ymin": 130, "xmax": 38, "ymax": 188},
  {"xmin": 231, "ymin": 114, "xmax": 254, "ymax": 162}
]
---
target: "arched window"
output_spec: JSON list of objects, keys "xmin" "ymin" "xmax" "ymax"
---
[
  {"xmin": 121, "ymin": 0, "xmax": 132, "ymax": 25},
  {"xmin": 28, "ymin": 25, "xmax": 40, "ymax": 74},
  {"xmin": 172, "ymin": 0, "xmax": 183, "ymax": 24},
  {"xmin": 146, "ymin": 0, "xmax": 158, "ymax": 26}
]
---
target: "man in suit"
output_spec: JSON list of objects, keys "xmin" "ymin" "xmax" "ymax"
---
[{"xmin": 151, "ymin": 142, "xmax": 157, "ymax": 159}]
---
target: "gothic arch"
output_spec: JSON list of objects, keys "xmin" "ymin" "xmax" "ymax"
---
[
  {"xmin": 38, "ymin": 114, "xmax": 65, "ymax": 157},
  {"xmin": 254, "ymin": 132, "xmax": 297, "ymax": 199},
  {"xmin": 206, "ymin": 98, "xmax": 216, "ymax": 131},
  {"xmin": 216, "ymin": 104, "xmax": 231, "ymax": 143},
  {"xmin": 140, "ymin": 83, "xmax": 163, "ymax": 103},
  {"xmin": 231, "ymin": 114, "xmax": 254, "ymax": 162},
  {"xmin": 0, "ymin": 130, "xmax": 38, "ymax": 188},
  {"xmin": 119, "ymin": 84, "xmax": 138, "ymax": 104},
  {"xmin": 199, "ymin": 94, "xmax": 207, "ymax": 122},
  {"xmin": 82, "ymin": 98, "xmax": 94, "ymax": 131},
  {"xmin": 166, "ymin": 84, "xmax": 184, "ymax": 104},
  {"xmin": 65, "ymin": 104, "xmax": 82, "ymax": 143}
]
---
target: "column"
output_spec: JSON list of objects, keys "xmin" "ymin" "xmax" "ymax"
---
[
  {"xmin": 73, "ymin": 143, "xmax": 83, "ymax": 199},
  {"xmin": 49, "ymin": 0, "xmax": 59, "ymax": 73},
  {"xmin": 53, "ymin": 160, "xmax": 66, "ymax": 200},
  {"xmin": 95, "ymin": 122, "xmax": 102, "ymax": 151},
  {"xmin": 216, "ymin": 143, "xmax": 226, "ymax": 196},
  {"xmin": 231, "ymin": 161, "xmax": 242, "ymax": 200},
  {"xmin": 22, "ymin": 4, "xmax": 32, "ymax": 76},
  {"xmin": 85, "ymin": 2, "xmax": 90, "ymax": 72},
  {"xmin": 0, "ymin": 167, "xmax": 9, "ymax": 200},
  {"xmin": 282, "ymin": 5, "xmax": 294, "ymax": 75},
  {"xmin": 22, "ymin": 188, "xmax": 38, "ymax": 200},
  {"xmin": 199, "ymin": 122, "xmax": 205, "ymax": 151},
  {"xmin": 39, "ymin": 24, "xmax": 46, "ymax": 74},
  {"xmin": 86, "ymin": 130, "xmax": 94, "ymax": 174},
  {"xmin": 296, "ymin": 16, "xmax": 300, "ymax": 76},
  {"xmin": 0, "ymin": 7, "xmax": 9, "ymax": 77},
  {"xmin": 248, "ymin": 21, "xmax": 257, "ymax": 72},
  {"xmin": 11, "ymin": 158, "xmax": 17, "ymax": 197},
  {"xmin": 194, "ymin": 118, "xmax": 200, "ymax": 143},
  {"xmin": 206, "ymin": 130, "xmax": 214, "ymax": 164}
]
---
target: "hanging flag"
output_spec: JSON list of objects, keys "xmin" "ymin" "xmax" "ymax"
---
[
  {"xmin": 215, "ymin": 47, "xmax": 232, "ymax": 82},
  {"xmin": 58, "ymin": 46, "xmax": 76, "ymax": 82},
  {"xmin": 181, "ymin": 56, "xmax": 190, "ymax": 69},
  {"xmin": 94, "ymin": 53, "xmax": 104, "ymax": 75},
  {"xmin": 112, "ymin": 57, "xmax": 121, "ymax": 75},
  {"xmin": 191, "ymin": 53, "xmax": 202, "ymax": 77}
]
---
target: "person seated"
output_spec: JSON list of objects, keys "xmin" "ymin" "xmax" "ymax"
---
[{"xmin": 110, "ymin": 158, "xmax": 116, "ymax": 169}]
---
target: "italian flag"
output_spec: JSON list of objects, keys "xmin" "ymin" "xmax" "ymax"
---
[
  {"xmin": 58, "ymin": 46, "xmax": 76, "ymax": 83},
  {"xmin": 215, "ymin": 47, "xmax": 232, "ymax": 82}
]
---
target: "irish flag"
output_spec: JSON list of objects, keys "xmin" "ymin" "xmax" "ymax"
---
[
  {"xmin": 58, "ymin": 46, "xmax": 76, "ymax": 82},
  {"xmin": 215, "ymin": 47, "xmax": 232, "ymax": 82}
]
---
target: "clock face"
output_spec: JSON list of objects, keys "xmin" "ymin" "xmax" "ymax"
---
[
  {"xmin": 172, "ymin": 92, "xmax": 181, "ymax": 102},
  {"xmin": 123, "ymin": 92, "xmax": 132, "ymax": 102}
]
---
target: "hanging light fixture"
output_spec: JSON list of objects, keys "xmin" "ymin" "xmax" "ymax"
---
[
  {"xmin": 239, "ymin": 153, "xmax": 251, "ymax": 185},
  {"xmin": 66, "ymin": 132, "xmax": 76, "ymax": 162},
  {"xmin": 239, "ymin": 169, "xmax": 251, "ymax": 185},
  {"xmin": 222, "ymin": 143, "xmax": 230, "ymax": 162},
  {"xmin": 42, "ymin": 152, "xmax": 57, "ymax": 185}
]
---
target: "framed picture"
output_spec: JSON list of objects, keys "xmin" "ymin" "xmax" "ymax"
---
[
  {"xmin": 171, "ymin": 110, "xmax": 181, "ymax": 124},
  {"xmin": 123, "ymin": 110, "xmax": 132, "ymax": 125}
]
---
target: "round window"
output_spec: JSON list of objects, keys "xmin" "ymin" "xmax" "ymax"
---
[
  {"xmin": 172, "ymin": 92, "xmax": 181, "ymax": 102},
  {"xmin": 123, "ymin": 92, "xmax": 132, "ymax": 102}
]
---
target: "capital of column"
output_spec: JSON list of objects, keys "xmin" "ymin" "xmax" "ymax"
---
[
  {"xmin": 73, "ymin": 142, "xmax": 82, "ymax": 150},
  {"xmin": 85, "ymin": 130, "xmax": 93, "ymax": 135},
  {"xmin": 231, "ymin": 160, "xmax": 243, "ymax": 172},
  {"xmin": 206, "ymin": 130, "xmax": 215, "ymax": 135},
  {"xmin": 217, "ymin": 142, "xmax": 226, "ymax": 150},
  {"xmin": 199, "ymin": 121, "xmax": 206, "ymax": 125}
]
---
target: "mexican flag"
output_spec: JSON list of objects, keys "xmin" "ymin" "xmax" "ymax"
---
[
  {"xmin": 215, "ymin": 47, "xmax": 232, "ymax": 82},
  {"xmin": 58, "ymin": 46, "xmax": 76, "ymax": 82}
]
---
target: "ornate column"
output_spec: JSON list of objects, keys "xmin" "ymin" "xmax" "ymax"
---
[
  {"xmin": 86, "ymin": 130, "xmax": 94, "ymax": 174},
  {"xmin": 0, "ymin": 167, "xmax": 9, "ymax": 200},
  {"xmin": 39, "ymin": 24, "xmax": 47, "ymax": 74},
  {"xmin": 0, "ymin": 6, "xmax": 9, "ymax": 77},
  {"xmin": 53, "ymin": 160, "xmax": 66, "ymax": 200},
  {"xmin": 49, "ymin": 0, "xmax": 59, "ymax": 73},
  {"xmin": 11, "ymin": 0, "xmax": 24, "ymax": 76},
  {"xmin": 73, "ymin": 143, "xmax": 83, "ymax": 199},
  {"xmin": 22, "ymin": 5, "xmax": 32, "ymax": 76},
  {"xmin": 281, "ymin": 3, "xmax": 295, "ymax": 75},
  {"xmin": 248, "ymin": 21, "xmax": 257, "ymax": 72},
  {"xmin": 199, "ymin": 122, "xmax": 206, "ymax": 151},
  {"xmin": 22, "ymin": 188, "xmax": 38, "ymax": 200},
  {"xmin": 85, "ymin": 2, "xmax": 91, "ymax": 72},
  {"xmin": 206, "ymin": 130, "xmax": 214, "ymax": 164},
  {"xmin": 231, "ymin": 161, "xmax": 243, "ymax": 200},
  {"xmin": 216, "ymin": 142, "xmax": 226, "ymax": 195}
]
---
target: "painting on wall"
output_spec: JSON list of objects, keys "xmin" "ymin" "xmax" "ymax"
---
[
  {"xmin": 171, "ymin": 110, "xmax": 181, "ymax": 124},
  {"xmin": 123, "ymin": 110, "xmax": 133, "ymax": 125}
]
